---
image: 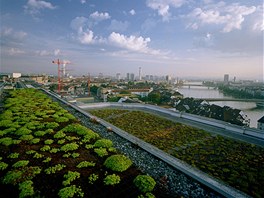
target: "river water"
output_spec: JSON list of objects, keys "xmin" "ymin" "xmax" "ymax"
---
[{"xmin": 178, "ymin": 86, "xmax": 264, "ymax": 128}]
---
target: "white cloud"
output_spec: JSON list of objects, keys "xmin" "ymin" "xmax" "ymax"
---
[
  {"xmin": 146, "ymin": 0, "xmax": 185, "ymax": 21},
  {"xmin": 129, "ymin": 9, "xmax": 136, "ymax": 15},
  {"xmin": 35, "ymin": 49, "xmax": 61, "ymax": 56},
  {"xmin": 251, "ymin": 4, "xmax": 264, "ymax": 31},
  {"xmin": 80, "ymin": 0, "xmax": 86, "ymax": 4},
  {"xmin": 8, "ymin": 48, "xmax": 25, "ymax": 55},
  {"xmin": 70, "ymin": 17, "xmax": 88, "ymax": 31},
  {"xmin": 54, "ymin": 49, "xmax": 60, "ymax": 56},
  {"xmin": 36, "ymin": 50, "xmax": 50, "ymax": 56},
  {"xmin": 24, "ymin": 0, "xmax": 56, "ymax": 15},
  {"xmin": 90, "ymin": 11, "xmax": 111, "ymax": 21},
  {"xmin": 187, "ymin": 3, "xmax": 256, "ymax": 32},
  {"xmin": 79, "ymin": 28, "xmax": 95, "ymax": 44},
  {"xmin": 108, "ymin": 32, "xmax": 162, "ymax": 55},
  {"xmin": 70, "ymin": 17, "xmax": 100, "ymax": 44},
  {"xmin": 1, "ymin": 27, "xmax": 27, "ymax": 40},
  {"xmin": 193, "ymin": 33, "xmax": 214, "ymax": 48},
  {"xmin": 109, "ymin": 32, "xmax": 150, "ymax": 52},
  {"xmin": 108, "ymin": 20, "xmax": 129, "ymax": 32}
]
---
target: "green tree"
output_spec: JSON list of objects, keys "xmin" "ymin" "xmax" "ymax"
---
[{"xmin": 148, "ymin": 93, "xmax": 161, "ymax": 104}]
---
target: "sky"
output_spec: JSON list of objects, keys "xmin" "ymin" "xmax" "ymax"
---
[{"xmin": 0, "ymin": 0, "xmax": 263, "ymax": 80}]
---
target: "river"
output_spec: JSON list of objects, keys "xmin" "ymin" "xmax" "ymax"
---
[{"xmin": 178, "ymin": 85, "xmax": 263, "ymax": 128}]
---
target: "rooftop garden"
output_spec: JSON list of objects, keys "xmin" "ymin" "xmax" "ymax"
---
[
  {"xmin": 0, "ymin": 89, "xmax": 157, "ymax": 198},
  {"xmin": 90, "ymin": 109, "xmax": 264, "ymax": 198}
]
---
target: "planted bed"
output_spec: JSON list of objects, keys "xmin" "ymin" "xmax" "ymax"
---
[
  {"xmin": 0, "ymin": 89, "xmax": 158, "ymax": 198},
  {"xmin": 90, "ymin": 109, "xmax": 264, "ymax": 198}
]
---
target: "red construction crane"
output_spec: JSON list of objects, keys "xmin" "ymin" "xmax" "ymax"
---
[
  {"xmin": 52, "ymin": 59, "xmax": 71, "ymax": 94},
  {"xmin": 87, "ymin": 73, "xmax": 91, "ymax": 97}
]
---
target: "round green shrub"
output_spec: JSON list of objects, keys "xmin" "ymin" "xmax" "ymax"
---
[
  {"xmin": 133, "ymin": 175, "xmax": 156, "ymax": 193},
  {"xmin": 94, "ymin": 139, "xmax": 113, "ymax": 148},
  {"xmin": 104, "ymin": 155, "xmax": 132, "ymax": 172}
]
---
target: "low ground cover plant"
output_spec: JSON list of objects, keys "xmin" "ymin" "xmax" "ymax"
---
[
  {"xmin": 104, "ymin": 174, "xmax": 121, "ymax": 186},
  {"xmin": 90, "ymin": 108, "xmax": 264, "ymax": 197},
  {"xmin": 0, "ymin": 89, "xmax": 158, "ymax": 197}
]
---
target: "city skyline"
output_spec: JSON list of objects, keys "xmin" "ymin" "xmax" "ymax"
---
[{"xmin": 1, "ymin": 0, "xmax": 263, "ymax": 81}]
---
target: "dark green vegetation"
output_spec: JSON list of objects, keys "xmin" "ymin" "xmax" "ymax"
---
[
  {"xmin": 218, "ymin": 85, "xmax": 264, "ymax": 99},
  {"xmin": 90, "ymin": 109, "xmax": 264, "ymax": 198},
  {"xmin": 0, "ymin": 89, "xmax": 157, "ymax": 198}
]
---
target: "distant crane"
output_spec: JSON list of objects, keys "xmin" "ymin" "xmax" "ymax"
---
[
  {"xmin": 52, "ymin": 59, "xmax": 71, "ymax": 94},
  {"xmin": 87, "ymin": 73, "xmax": 91, "ymax": 97}
]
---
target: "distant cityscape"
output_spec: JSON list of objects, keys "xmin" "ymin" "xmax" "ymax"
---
[{"xmin": 1, "ymin": 70, "xmax": 264, "ymax": 130}]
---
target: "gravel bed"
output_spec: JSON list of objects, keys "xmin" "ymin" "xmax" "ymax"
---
[{"xmin": 54, "ymin": 99, "xmax": 223, "ymax": 198}]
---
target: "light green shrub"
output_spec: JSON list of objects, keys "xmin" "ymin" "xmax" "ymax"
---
[
  {"xmin": 94, "ymin": 148, "xmax": 108, "ymax": 157},
  {"xmin": 71, "ymin": 153, "xmax": 80, "ymax": 158},
  {"xmin": 45, "ymin": 164, "xmax": 66, "ymax": 174},
  {"xmin": 43, "ymin": 157, "xmax": 52, "ymax": 163},
  {"xmin": 61, "ymin": 124, "xmax": 99, "ymax": 138},
  {"xmin": 8, "ymin": 152, "xmax": 20, "ymax": 159},
  {"xmin": 20, "ymin": 135, "xmax": 34, "ymax": 141},
  {"xmin": 63, "ymin": 153, "xmax": 71, "ymax": 158},
  {"xmin": 55, "ymin": 117, "xmax": 69, "ymax": 123},
  {"xmin": 104, "ymin": 155, "xmax": 132, "ymax": 172},
  {"xmin": 58, "ymin": 185, "xmax": 84, "ymax": 198},
  {"xmin": 62, "ymin": 171, "xmax": 80, "ymax": 186},
  {"xmin": 0, "ymin": 137, "xmax": 13, "ymax": 146},
  {"xmin": 26, "ymin": 150, "xmax": 36, "ymax": 155},
  {"xmin": 45, "ymin": 122, "xmax": 60, "ymax": 129},
  {"xmin": 58, "ymin": 139, "xmax": 66, "ymax": 144},
  {"xmin": 133, "ymin": 175, "xmax": 156, "ymax": 193},
  {"xmin": 88, "ymin": 173, "xmax": 99, "ymax": 184},
  {"xmin": 15, "ymin": 127, "xmax": 32, "ymax": 136},
  {"xmin": 33, "ymin": 153, "xmax": 44, "ymax": 159},
  {"xmin": 0, "ymin": 119, "xmax": 13, "ymax": 128},
  {"xmin": 40, "ymin": 145, "xmax": 51, "ymax": 152},
  {"xmin": 30, "ymin": 138, "xmax": 40, "ymax": 144},
  {"xmin": 0, "ymin": 161, "xmax": 8, "ymax": 170},
  {"xmin": 76, "ymin": 161, "xmax": 95, "ymax": 168},
  {"xmin": 104, "ymin": 174, "xmax": 121, "ymax": 186},
  {"xmin": 12, "ymin": 160, "xmax": 29, "ymax": 168},
  {"xmin": 45, "ymin": 129, "xmax": 54, "ymax": 134},
  {"xmin": 50, "ymin": 148, "xmax": 60, "ymax": 153},
  {"xmin": 64, "ymin": 113, "xmax": 76, "ymax": 120},
  {"xmin": 60, "ymin": 143, "xmax": 79, "ymax": 152},
  {"xmin": 65, "ymin": 136, "xmax": 79, "ymax": 141},
  {"xmin": 108, "ymin": 147, "xmax": 117, "ymax": 153},
  {"xmin": 85, "ymin": 144, "xmax": 94, "ymax": 149},
  {"xmin": 2, "ymin": 170, "xmax": 23, "ymax": 185},
  {"xmin": 54, "ymin": 131, "xmax": 66, "ymax": 139},
  {"xmin": 94, "ymin": 139, "xmax": 113, "ymax": 148},
  {"xmin": 3, "ymin": 127, "xmax": 16, "ymax": 134},
  {"xmin": 19, "ymin": 180, "xmax": 34, "ymax": 198},
  {"xmin": 34, "ymin": 131, "xmax": 46, "ymax": 137},
  {"xmin": 44, "ymin": 139, "xmax": 54, "ymax": 145}
]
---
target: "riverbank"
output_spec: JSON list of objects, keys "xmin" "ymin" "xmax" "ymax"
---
[{"xmin": 178, "ymin": 87, "xmax": 263, "ymax": 128}]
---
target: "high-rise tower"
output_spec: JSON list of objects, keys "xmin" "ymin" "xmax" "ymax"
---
[
  {"xmin": 139, "ymin": 67, "xmax": 142, "ymax": 81},
  {"xmin": 224, "ymin": 74, "xmax": 229, "ymax": 83}
]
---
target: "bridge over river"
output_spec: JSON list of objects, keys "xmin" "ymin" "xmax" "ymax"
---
[{"xmin": 200, "ymin": 98, "xmax": 264, "ymax": 103}]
